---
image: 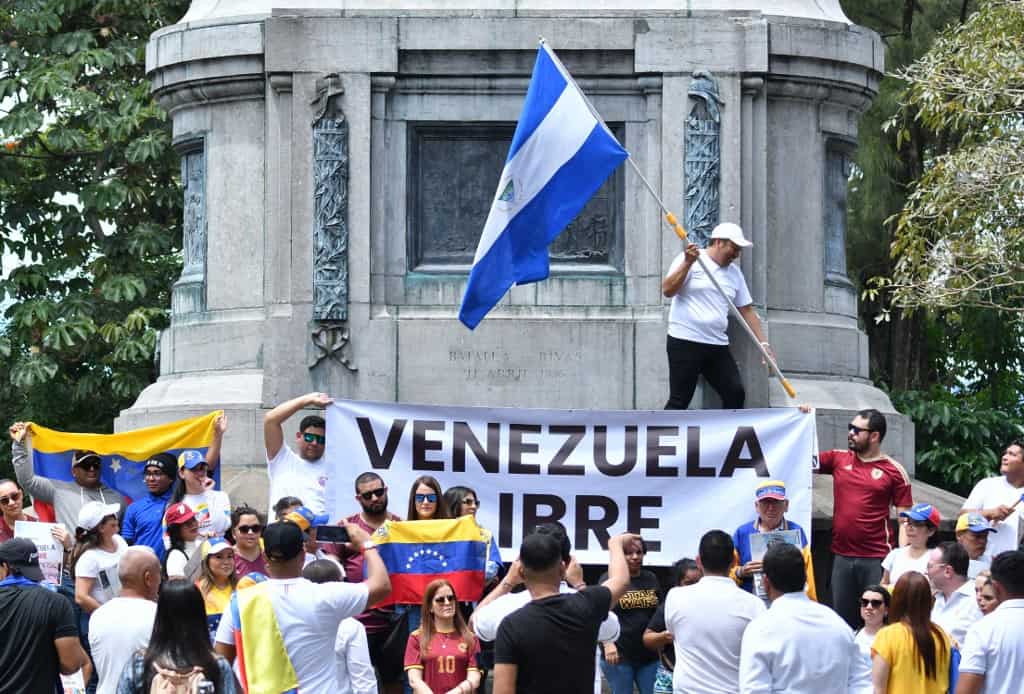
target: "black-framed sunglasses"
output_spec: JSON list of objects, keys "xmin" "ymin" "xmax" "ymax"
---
[
  {"xmin": 462, "ymin": 498, "xmax": 480, "ymax": 507},
  {"xmin": 415, "ymin": 493, "xmax": 438, "ymax": 504},
  {"xmin": 236, "ymin": 524, "xmax": 263, "ymax": 534},
  {"xmin": 359, "ymin": 487, "xmax": 387, "ymax": 501},
  {"xmin": 302, "ymin": 433, "xmax": 326, "ymax": 445},
  {"xmin": 433, "ymin": 594, "xmax": 455, "ymax": 604},
  {"xmin": 76, "ymin": 461, "xmax": 101, "ymax": 472},
  {"xmin": 848, "ymin": 424, "xmax": 874, "ymax": 435},
  {"xmin": 860, "ymin": 598, "xmax": 884, "ymax": 608}
]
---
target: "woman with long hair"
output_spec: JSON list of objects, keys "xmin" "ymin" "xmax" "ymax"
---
[
  {"xmin": 404, "ymin": 579, "xmax": 481, "ymax": 694},
  {"xmin": 225, "ymin": 505, "xmax": 267, "ymax": 578},
  {"xmin": 0, "ymin": 477, "xmax": 39, "ymax": 543},
  {"xmin": 871, "ymin": 572, "xmax": 951, "ymax": 694},
  {"xmin": 116, "ymin": 579, "xmax": 236, "ymax": 693},
  {"xmin": 443, "ymin": 485, "xmax": 501, "ymax": 582},
  {"xmin": 170, "ymin": 451, "xmax": 231, "ymax": 540},
  {"xmin": 407, "ymin": 476, "xmax": 450, "ymax": 521},
  {"xmin": 163, "ymin": 502, "xmax": 201, "ymax": 579},
  {"xmin": 72, "ymin": 501, "xmax": 127, "ymax": 614},
  {"xmin": 196, "ymin": 539, "xmax": 238, "ymax": 644},
  {"xmin": 643, "ymin": 558, "xmax": 702, "ymax": 694},
  {"xmin": 854, "ymin": 584, "xmax": 890, "ymax": 662}
]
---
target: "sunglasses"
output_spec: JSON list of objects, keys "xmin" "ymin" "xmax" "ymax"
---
[
  {"xmin": 360, "ymin": 487, "xmax": 387, "ymax": 501},
  {"xmin": 848, "ymin": 424, "xmax": 874, "ymax": 435},
  {"xmin": 415, "ymin": 493, "xmax": 438, "ymax": 504},
  {"xmin": 463, "ymin": 498, "xmax": 480, "ymax": 507},
  {"xmin": 433, "ymin": 594, "xmax": 455, "ymax": 604},
  {"xmin": 302, "ymin": 433, "xmax": 326, "ymax": 445},
  {"xmin": 76, "ymin": 461, "xmax": 101, "ymax": 472},
  {"xmin": 0, "ymin": 491, "xmax": 22, "ymax": 505},
  {"xmin": 860, "ymin": 598, "xmax": 884, "ymax": 608},
  {"xmin": 236, "ymin": 524, "xmax": 262, "ymax": 534}
]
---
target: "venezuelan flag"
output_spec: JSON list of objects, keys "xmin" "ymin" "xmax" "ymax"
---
[
  {"xmin": 374, "ymin": 515, "xmax": 487, "ymax": 606},
  {"xmin": 28, "ymin": 411, "xmax": 222, "ymax": 521}
]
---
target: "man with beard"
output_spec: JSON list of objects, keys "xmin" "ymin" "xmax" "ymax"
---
[
  {"xmin": 264, "ymin": 392, "xmax": 333, "ymax": 516},
  {"xmin": 815, "ymin": 408, "xmax": 912, "ymax": 628},
  {"xmin": 338, "ymin": 472, "xmax": 404, "ymax": 694},
  {"xmin": 10, "ymin": 421, "xmax": 125, "ymax": 531}
]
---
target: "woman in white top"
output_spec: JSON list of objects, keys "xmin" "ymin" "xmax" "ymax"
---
[
  {"xmin": 163, "ymin": 502, "xmax": 201, "ymax": 579},
  {"xmin": 881, "ymin": 503, "xmax": 939, "ymax": 587},
  {"xmin": 72, "ymin": 501, "xmax": 127, "ymax": 613},
  {"xmin": 853, "ymin": 584, "xmax": 889, "ymax": 662},
  {"xmin": 170, "ymin": 450, "xmax": 231, "ymax": 540}
]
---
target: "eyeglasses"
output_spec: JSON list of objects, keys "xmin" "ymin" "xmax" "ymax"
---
[
  {"xmin": 415, "ymin": 493, "xmax": 438, "ymax": 504},
  {"xmin": 0, "ymin": 491, "xmax": 22, "ymax": 505},
  {"xmin": 236, "ymin": 524, "xmax": 262, "ymax": 534},
  {"xmin": 860, "ymin": 598, "xmax": 884, "ymax": 608},
  {"xmin": 143, "ymin": 470, "xmax": 166, "ymax": 479},
  {"xmin": 302, "ymin": 433, "xmax": 326, "ymax": 445},
  {"xmin": 359, "ymin": 487, "xmax": 387, "ymax": 501},
  {"xmin": 76, "ymin": 461, "xmax": 101, "ymax": 472},
  {"xmin": 848, "ymin": 424, "xmax": 874, "ymax": 435},
  {"xmin": 433, "ymin": 594, "xmax": 455, "ymax": 604},
  {"xmin": 462, "ymin": 498, "xmax": 479, "ymax": 507}
]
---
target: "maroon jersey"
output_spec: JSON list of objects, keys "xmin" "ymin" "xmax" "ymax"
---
[{"xmin": 404, "ymin": 629, "xmax": 480, "ymax": 692}]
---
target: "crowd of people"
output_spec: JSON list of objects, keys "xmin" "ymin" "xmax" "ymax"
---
[{"xmin": 2, "ymin": 399, "xmax": 1024, "ymax": 694}]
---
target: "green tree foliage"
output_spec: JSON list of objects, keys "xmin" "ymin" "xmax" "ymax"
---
[
  {"xmin": 874, "ymin": 0, "xmax": 1024, "ymax": 316},
  {"xmin": 0, "ymin": 0, "xmax": 189, "ymax": 477}
]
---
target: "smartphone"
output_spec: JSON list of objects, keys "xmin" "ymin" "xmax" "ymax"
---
[{"xmin": 315, "ymin": 525, "xmax": 350, "ymax": 543}]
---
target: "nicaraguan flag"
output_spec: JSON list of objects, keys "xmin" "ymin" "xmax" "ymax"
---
[
  {"xmin": 458, "ymin": 43, "xmax": 629, "ymax": 329},
  {"xmin": 371, "ymin": 515, "xmax": 488, "ymax": 606},
  {"xmin": 27, "ymin": 411, "xmax": 222, "ymax": 521}
]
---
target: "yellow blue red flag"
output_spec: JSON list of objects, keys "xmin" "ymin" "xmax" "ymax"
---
[
  {"xmin": 27, "ymin": 412, "xmax": 222, "ymax": 521},
  {"xmin": 373, "ymin": 515, "xmax": 488, "ymax": 606}
]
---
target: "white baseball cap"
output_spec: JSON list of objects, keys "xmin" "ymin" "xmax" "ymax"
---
[
  {"xmin": 76, "ymin": 501, "xmax": 121, "ymax": 531},
  {"xmin": 709, "ymin": 222, "xmax": 752, "ymax": 247}
]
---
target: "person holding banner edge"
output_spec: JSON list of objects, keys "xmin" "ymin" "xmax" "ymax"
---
[
  {"xmin": 264, "ymin": 392, "xmax": 333, "ymax": 518},
  {"xmin": 661, "ymin": 223, "xmax": 772, "ymax": 410}
]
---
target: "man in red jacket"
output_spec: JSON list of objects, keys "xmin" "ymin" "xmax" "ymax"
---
[{"xmin": 816, "ymin": 408, "xmax": 912, "ymax": 628}]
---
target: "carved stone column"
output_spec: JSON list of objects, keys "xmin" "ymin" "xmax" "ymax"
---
[
  {"xmin": 172, "ymin": 138, "xmax": 206, "ymax": 315},
  {"xmin": 684, "ymin": 71, "xmax": 724, "ymax": 246}
]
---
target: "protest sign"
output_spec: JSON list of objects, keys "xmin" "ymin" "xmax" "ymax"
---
[
  {"xmin": 14, "ymin": 520, "xmax": 64, "ymax": 584},
  {"xmin": 325, "ymin": 401, "xmax": 815, "ymax": 565}
]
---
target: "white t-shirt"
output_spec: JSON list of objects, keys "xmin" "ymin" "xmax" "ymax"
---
[
  {"xmin": 88, "ymin": 596, "xmax": 158, "ymax": 694},
  {"xmin": 75, "ymin": 535, "xmax": 128, "ymax": 606},
  {"xmin": 881, "ymin": 546, "xmax": 930, "ymax": 586},
  {"xmin": 963, "ymin": 476, "xmax": 1024, "ymax": 558},
  {"xmin": 853, "ymin": 628, "xmax": 877, "ymax": 664},
  {"xmin": 216, "ymin": 577, "xmax": 369, "ymax": 692},
  {"xmin": 665, "ymin": 575, "xmax": 766, "ymax": 694},
  {"xmin": 959, "ymin": 598, "xmax": 1024, "ymax": 694},
  {"xmin": 165, "ymin": 539, "xmax": 200, "ymax": 579},
  {"xmin": 667, "ymin": 249, "xmax": 753, "ymax": 345},
  {"xmin": 183, "ymin": 489, "xmax": 232, "ymax": 539},
  {"xmin": 969, "ymin": 557, "xmax": 991, "ymax": 579},
  {"xmin": 267, "ymin": 445, "xmax": 329, "ymax": 516},
  {"xmin": 335, "ymin": 617, "xmax": 377, "ymax": 694}
]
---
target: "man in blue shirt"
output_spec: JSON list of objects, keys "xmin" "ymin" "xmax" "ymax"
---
[
  {"xmin": 732, "ymin": 480, "xmax": 816, "ymax": 600},
  {"xmin": 121, "ymin": 453, "xmax": 176, "ymax": 559}
]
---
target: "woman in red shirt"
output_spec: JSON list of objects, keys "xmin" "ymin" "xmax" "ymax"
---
[{"xmin": 405, "ymin": 579, "xmax": 481, "ymax": 694}]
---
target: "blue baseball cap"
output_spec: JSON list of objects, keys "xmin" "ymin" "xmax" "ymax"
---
[
  {"xmin": 900, "ymin": 503, "xmax": 941, "ymax": 527},
  {"xmin": 177, "ymin": 450, "xmax": 207, "ymax": 470},
  {"xmin": 283, "ymin": 506, "xmax": 329, "ymax": 532}
]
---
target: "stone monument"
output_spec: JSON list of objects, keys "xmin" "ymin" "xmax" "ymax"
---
[{"xmin": 123, "ymin": 0, "xmax": 913, "ymax": 505}]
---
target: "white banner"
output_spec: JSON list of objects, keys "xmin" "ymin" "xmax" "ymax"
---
[{"xmin": 325, "ymin": 401, "xmax": 816, "ymax": 566}]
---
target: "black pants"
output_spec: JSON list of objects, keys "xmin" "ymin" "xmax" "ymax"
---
[{"xmin": 665, "ymin": 336, "xmax": 745, "ymax": 409}]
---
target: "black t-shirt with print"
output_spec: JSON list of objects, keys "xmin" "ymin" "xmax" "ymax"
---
[{"xmin": 599, "ymin": 569, "xmax": 660, "ymax": 663}]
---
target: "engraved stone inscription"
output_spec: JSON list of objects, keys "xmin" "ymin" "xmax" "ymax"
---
[{"xmin": 408, "ymin": 123, "xmax": 623, "ymax": 269}]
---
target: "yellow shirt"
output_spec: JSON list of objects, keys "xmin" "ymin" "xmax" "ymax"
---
[
  {"xmin": 202, "ymin": 582, "xmax": 234, "ymax": 616},
  {"xmin": 872, "ymin": 622, "xmax": 951, "ymax": 694}
]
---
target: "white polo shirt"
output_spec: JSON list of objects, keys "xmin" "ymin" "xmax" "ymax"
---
[
  {"xmin": 963, "ymin": 476, "xmax": 1024, "ymax": 558},
  {"xmin": 665, "ymin": 575, "xmax": 766, "ymax": 694},
  {"xmin": 739, "ymin": 592, "xmax": 871, "ymax": 694},
  {"xmin": 959, "ymin": 598, "xmax": 1024, "ymax": 694},
  {"xmin": 667, "ymin": 250, "xmax": 753, "ymax": 345},
  {"xmin": 931, "ymin": 581, "xmax": 983, "ymax": 646}
]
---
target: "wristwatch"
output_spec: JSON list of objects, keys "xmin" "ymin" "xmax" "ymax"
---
[{"xmin": 361, "ymin": 541, "xmax": 378, "ymax": 553}]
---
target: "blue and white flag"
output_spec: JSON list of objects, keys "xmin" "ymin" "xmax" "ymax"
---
[{"xmin": 458, "ymin": 43, "xmax": 629, "ymax": 329}]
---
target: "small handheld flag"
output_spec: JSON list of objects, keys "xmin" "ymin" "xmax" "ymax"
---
[{"xmin": 458, "ymin": 41, "xmax": 628, "ymax": 329}]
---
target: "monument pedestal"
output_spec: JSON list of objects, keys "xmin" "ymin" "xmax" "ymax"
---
[{"xmin": 122, "ymin": 1, "xmax": 915, "ymax": 505}]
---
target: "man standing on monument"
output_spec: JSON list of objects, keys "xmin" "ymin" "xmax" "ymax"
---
[
  {"xmin": 264, "ymin": 392, "xmax": 333, "ymax": 517},
  {"xmin": 815, "ymin": 408, "xmax": 912, "ymax": 629},
  {"xmin": 961, "ymin": 440, "xmax": 1024, "ymax": 560},
  {"xmin": 661, "ymin": 223, "xmax": 771, "ymax": 410}
]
